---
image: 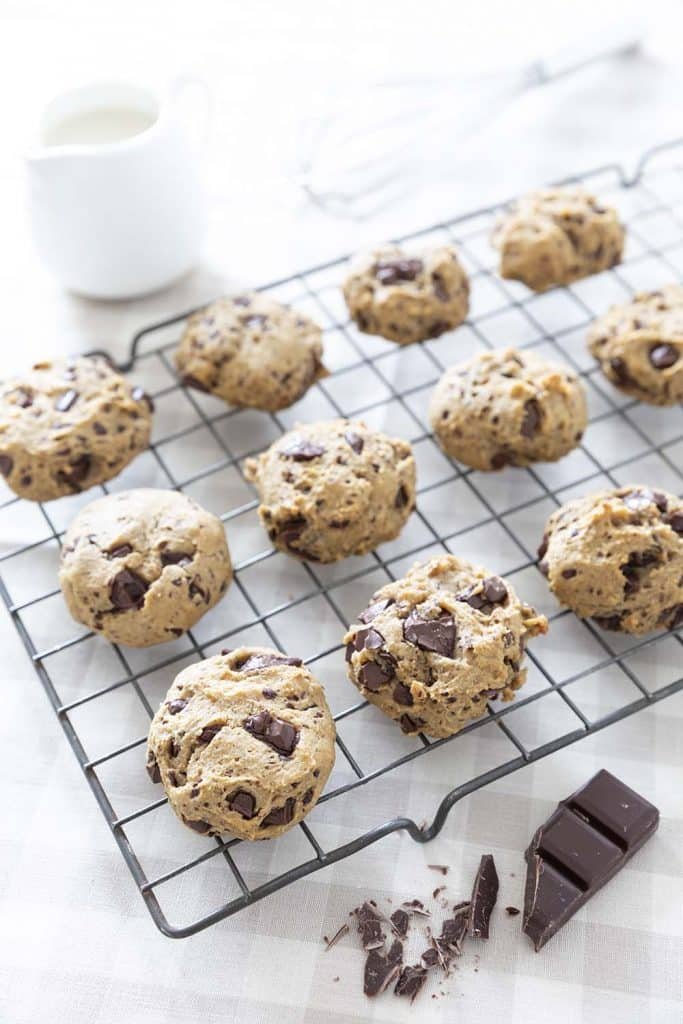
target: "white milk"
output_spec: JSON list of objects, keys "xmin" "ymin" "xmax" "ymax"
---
[{"xmin": 43, "ymin": 106, "xmax": 156, "ymax": 146}]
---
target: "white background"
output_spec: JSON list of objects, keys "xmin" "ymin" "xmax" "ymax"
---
[{"xmin": 0, "ymin": 2, "xmax": 682, "ymax": 1022}]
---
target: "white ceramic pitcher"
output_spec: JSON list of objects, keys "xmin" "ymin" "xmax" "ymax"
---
[{"xmin": 25, "ymin": 77, "xmax": 209, "ymax": 300}]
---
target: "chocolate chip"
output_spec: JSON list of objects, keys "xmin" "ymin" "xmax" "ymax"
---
[
  {"xmin": 302, "ymin": 788, "xmax": 314, "ymax": 805},
  {"xmin": 244, "ymin": 710, "xmax": 299, "ymax": 756},
  {"xmin": 198, "ymin": 725, "xmax": 222, "ymax": 744},
  {"xmin": 344, "ymin": 430, "xmax": 364, "ymax": 454},
  {"xmin": 233, "ymin": 295, "xmax": 251, "ymax": 307},
  {"xmin": 432, "ymin": 273, "xmax": 449, "ymax": 302},
  {"xmin": 387, "ymin": 939, "xmax": 403, "ymax": 966},
  {"xmin": 609, "ymin": 357, "xmax": 636, "ymax": 386},
  {"xmin": 13, "ymin": 388, "xmax": 33, "ymax": 408},
  {"xmin": 394, "ymin": 964, "xmax": 427, "ymax": 1002},
  {"xmin": 188, "ymin": 581, "xmax": 209, "ymax": 602},
  {"xmin": 393, "ymin": 682, "xmax": 413, "ymax": 706},
  {"xmin": 166, "ymin": 698, "xmax": 188, "ymax": 714},
  {"xmin": 146, "ymin": 758, "xmax": 161, "ymax": 783},
  {"xmin": 93, "ymin": 421, "xmax": 107, "ymax": 435},
  {"xmin": 359, "ymin": 658, "xmax": 395, "ymax": 691},
  {"xmin": 350, "ymin": 627, "xmax": 385, "ymax": 652},
  {"xmin": 184, "ymin": 818, "xmax": 212, "ymax": 834},
  {"xmin": 506, "ymin": 906, "xmax": 521, "ymax": 916},
  {"xmin": 160, "ymin": 550, "xmax": 193, "ymax": 567},
  {"xmin": 235, "ymin": 652, "xmax": 303, "ymax": 672},
  {"xmin": 537, "ymin": 533, "xmax": 549, "ymax": 560},
  {"xmin": 274, "ymin": 515, "xmax": 307, "ymax": 550},
  {"xmin": 279, "ymin": 436, "xmax": 325, "ymax": 460},
  {"xmin": 131, "ymin": 386, "xmax": 155, "ymax": 411},
  {"xmin": 491, "ymin": 451, "xmax": 512, "ymax": 470},
  {"xmin": 623, "ymin": 488, "xmax": 660, "ymax": 513},
  {"xmin": 391, "ymin": 908, "xmax": 410, "ymax": 937},
  {"xmin": 107, "ymin": 544, "xmax": 133, "ymax": 559},
  {"xmin": 403, "ymin": 608, "xmax": 455, "ymax": 657},
  {"xmin": 57, "ymin": 454, "xmax": 91, "ymax": 489},
  {"xmin": 561, "ymin": 568, "xmax": 577, "ymax": 579},
  {"xmin": 261, "ymin": 797, "xmax": 296, "ymax": 827},
  {"xmin": 667, "ymin": 511, "xmax": 683, "ymax": 533},
  {"xmin": 55, "ymin": 389, "xmax": 78, "ymax": 412},
  {"xmin": 243, "ymin": 314, "xmax": 267, "ymax": 329},
  {"xmin": 520, "ymin": 398, "xmax": 541, "ymax": 438},
  {"xmin": 421, "ymin": 947, "xmax": 440, "ymax": 968},
  {"xmin": 228, "ymin": 790, "xmax": 256, "ymax": 819},
  {"xmin": 0, "ymin": 455, "xmax": 13, "ymax": 477},
  {"xmin": 110, "ymin": 568, "xmax": 148, "ymax": 609},
  {"xmin": 358, "ymin": 598, "xmax": 393, "ymax": 624},
  {"xmin": 394, "ymin": 484, "xmax": 410, "ymax": 509},
  {"xmin": 183, "ymin": 374, "xmax": 210, "ymax": 392},
  {"xmin": 399, "ymin": 713, "xmax": 424, "ymax": 733},
  {"xmin": 594, "ymin": 614, "xmax": 622, "ymax": 631},
  {"xmin": 649, "ymin": 343, "xmax": 678, "ymax": 369},
  {"xmin": 464, "ymin": 576, "xmax": 508, "ymax": 607},
  {"xmin": 374, "ymin": 258, "xmax": 423, "ymax": 285}
]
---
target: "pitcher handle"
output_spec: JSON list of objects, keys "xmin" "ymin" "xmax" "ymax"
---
[{"xmin": 169, "ymin": 74, "xmax": 211, "ymax": 150}]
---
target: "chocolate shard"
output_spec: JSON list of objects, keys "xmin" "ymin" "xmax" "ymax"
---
[
  {"xmin": 355, "ymin": 901, "xmax": 385, "ymax": 950},
  {"xmin": 364, "ymin": 949, "xmax": 400, "ymax": 997},
  {"xmin": 402, "ymin": 608, "xmax": 455, "ymax": 657},
  {"xmin": 523, "ymin": 769, "xmax": 659, "ymax": 952},
  {"xmin": 438, "ymin": 901, "xmax": 470, "ymax": 955},
  {"xmin": 394, "ymin": 964, "xmax": 427, "ymax": 1002},
  {"xmin": 468, "ymin": 854, "xmax": 499, "ymax": 939},
  {"xmin": 235, "ymin": 652, "xmax": 302, "ymax": 672},
  {"xmin": 390, "ymin": 908, "xmax": 410, "ymax": 938}
]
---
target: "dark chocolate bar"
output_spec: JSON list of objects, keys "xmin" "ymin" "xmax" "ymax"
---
[{"xmin": 523, "ymin": 769, "xmax": 659, "ymax": 951}]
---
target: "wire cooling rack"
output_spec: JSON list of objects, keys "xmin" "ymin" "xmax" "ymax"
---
[{"xmin": 2, "ymin": 140, "xmax": 683, "ymax": 938}]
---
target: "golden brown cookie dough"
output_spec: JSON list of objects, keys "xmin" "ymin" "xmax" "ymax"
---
[
  {"xmin": 492, "ymin": 188, "xmax": 625, "ymax": 292},
  {"xmin": 343, "ymin": 243, "xmax": 469, "ymax": 345},
  {"xmin": 146, "ymin": 647, "xmax": 336, "ymax": 840},
  {"xmin": 60, "ymin": 488, "xmax": 232, "ymax": 647},
  {"xmin": 428, "ymin": 347, "xmax": 587, "ymax": 471},
  {"xmin": 344, "ymin": 555, "xmax": 548, "ymax": 739},
  {"xmin": 244, "ymin": 419, "xmax": 416, "ymax": 562},
  {"xmin": 539, "ymin": 485, "xmax": 683, "ymax": 634},
  {"xmin": 0, "ymin": 356, "xmax": 153, "ymax": 502},
  {"xmin": 587, "ymin": 284, "xmax": 683, "ymax": 405},
  {"xmin": 175, "ymin": 291, "xmax": 328, "ymax": 411}
]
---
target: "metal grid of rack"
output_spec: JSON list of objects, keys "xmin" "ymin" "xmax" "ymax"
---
[{"xmin": 1, "ymin": 139, "xmax": 682, "ymax": 938}]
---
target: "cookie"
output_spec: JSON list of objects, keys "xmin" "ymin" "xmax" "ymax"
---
[
  {"xmin": 344, "ymin": 555, "xmax": 547, "ymax": 739},
  {"xmin": 0, "ymin": 356, "xmax": 153, "ymax": 502},
  {"xmin": 587, "ymin": 284, "xmax": 683, "ymax": 405},
  {"xmin": 429, "ymin": 347, "xmax": 587, "ymax": 471},
  {"xmin": 174, "ymin": 292, "xmax": 328, "ymax": 411},
  {"xmin": 492, "ymin": 188, "xmax": 624, "ymax": 292},
  {"xmin": 59, "ymin": 488, "xmax": 232, "ymax": 647},
  {"xmin": 539, "ymin": 485, "xmax": 683, "ymax": 634},
  {"xmin": 343, "ymin": 243, "xmax": 469, "ymax": 345},
  {"xmin": 244, "ymin": 419, "xmax": 416, "ymax": 563},
  {"xmin": 146, "ymin": 647, "xmax": 336, "ymax": 840}
]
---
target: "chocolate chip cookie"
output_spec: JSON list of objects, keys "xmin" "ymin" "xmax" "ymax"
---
[
  {"xmin": 429, "ymin": 347, "xmax": 587, "ymax": 471},
  {"xmin": 344, "ymin": 555, "xmax": 548, "ymax": 738},
  {"xmin": 0, "ymin": 356, "xmax": 153, "ymax": 502},
  {"xmin": 587, "ymin": 284, "xmax": 683, "ymax": 405},
  {"xmin": 492, "ymin": 188, "xmax": 624, "ymax": 292},
  {"xmin": 343, "ymin": 243, "xmax": 469, "ymax": 345},
  {"xmin": 244, "ymin": 419, "xmax": 416, "ymax": 562},
  {"xmin": 60, "ymin": 488, "xmax": 232, "ymax": 646},
  {"xmin": 175, "ymin": 292, "xmax": 328, "ymax": 411},
  {"xmin": 146, "ymin": 647, "xmax": 336, "ymax": 840},
  {"xmin": 539, "ymin": 485, "xmax": 683, "ymax": 634}
]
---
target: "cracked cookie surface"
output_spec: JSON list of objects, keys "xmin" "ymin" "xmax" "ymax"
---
[
  {"xmin": 492, "ymin": 188, "xmax": 624, "ymax": 292},
  {"xmin": 244, "ymin": 419, "xmax": 416, "ymax": 562},
  {"xmin": 539, "ymin": 485, "xmax": 683, "ymax": 634},
  {"xmin": 587, "ymin": 284, "xmax": 683, "ymax": 405},
  {"xmin": 429, "ymin": 347, "xmax": 587, "ymax": 471},
  {"xmin": 59, "ymin": 488, "xmax": 232, "ymax": 646},
  {"xmin": 0, "ymin": 356, "xmax": 152, "ymax": 502},
  {"xmin": 343, "ymin": 243, "xmax": 469, "ymax": 345},
  {"xmin": 146, "ymin": 647, "xmax": 335, "ymax": 840},
  {"xmin": 174, "ymin": 292, "xmax": 328, "ymax": 411},
  {"xmin": 344, "ymin": 555, "xmax": 548, "ymax": 738}
]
